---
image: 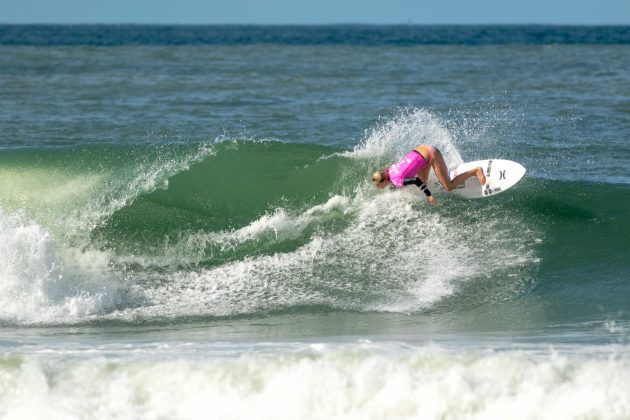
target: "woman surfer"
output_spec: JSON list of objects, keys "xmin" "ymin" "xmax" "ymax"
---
[{"xmin": 371, "ymin": 145, "xmax": 486, "ymax": 205}]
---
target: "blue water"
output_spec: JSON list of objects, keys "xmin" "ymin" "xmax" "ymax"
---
[{"xmin": 1, "ymin": 25, "xmax": 629, "ymax": 419}]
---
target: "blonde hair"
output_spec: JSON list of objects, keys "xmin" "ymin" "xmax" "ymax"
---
[{"xmin": 372, "ymin": 170, "xmax": 388, "ymax": 184}]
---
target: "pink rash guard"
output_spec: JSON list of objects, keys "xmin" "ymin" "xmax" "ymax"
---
[{"xmin": 386, "ymin": 149, "xmax": 430, "ymax": 187}]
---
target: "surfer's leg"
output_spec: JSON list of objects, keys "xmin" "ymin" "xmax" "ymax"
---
[
  {"xmin": 432, "ymin": 149, "xmax": 486, "ymax": 191},
  {"xmin": 417, "ymin": 165, "xmax": 431, "ymax": 184}
]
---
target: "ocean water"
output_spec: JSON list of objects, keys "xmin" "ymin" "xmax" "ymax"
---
[{"xmin": 1, "ymin": 25, "xmax": 630, "ymax": 419}]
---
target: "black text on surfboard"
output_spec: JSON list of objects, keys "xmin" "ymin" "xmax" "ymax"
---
[{"xmin": 483, "ymin": 184, "xmax": 503, "ymax": 196}]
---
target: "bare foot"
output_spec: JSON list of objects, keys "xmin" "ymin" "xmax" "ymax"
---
[{"xmin": 475, "ymin": 167, "xmax": 486, "ymax": 185}]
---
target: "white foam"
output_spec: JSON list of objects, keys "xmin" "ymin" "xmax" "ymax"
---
[
  {"xmin": 2, "ymin": 344, "xmax": 630, "ymax": 420},
  {"xmin": 106, "ymin": 178, "xmax": 538, "ymax": 320},
  {"xmin": 0, "ymin": 210, "xmax": 125, "ymax": 324}
]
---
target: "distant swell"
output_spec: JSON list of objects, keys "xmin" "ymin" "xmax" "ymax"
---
[{"xmin": 2, "ymin": 25, "xmax": 629, "ymax": 46}]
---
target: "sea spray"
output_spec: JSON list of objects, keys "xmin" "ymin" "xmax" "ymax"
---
[{"xmin": 347, "ymin": 108, "xmax": 464, "ymax": 167}]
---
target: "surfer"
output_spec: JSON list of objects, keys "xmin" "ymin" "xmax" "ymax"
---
[{"xmin": 371, "ymin": 145, "xmax": 486, "ymax": 205}]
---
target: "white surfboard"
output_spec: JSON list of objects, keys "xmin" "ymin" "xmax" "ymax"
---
[{"xmin": 432, "ymin": 159, "xmax": 526, "ymax": 199}]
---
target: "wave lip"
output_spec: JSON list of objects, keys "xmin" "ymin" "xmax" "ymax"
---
[{"xmin": 0, "ymin": 143, "xmax": 215, "ymax": 242}]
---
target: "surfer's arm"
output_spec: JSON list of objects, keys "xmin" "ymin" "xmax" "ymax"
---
[
  {"xmin": 403, "ymin": 177, "xmax": 432, "ymax": 196},
  {"xmin": 403, "ymin": 177, "xmax": 437, "ymax": 205}
]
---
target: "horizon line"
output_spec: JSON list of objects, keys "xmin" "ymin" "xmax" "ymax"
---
[{"xmin": 1, "ymin": 22, "xmax": 629, "ymax": 27}]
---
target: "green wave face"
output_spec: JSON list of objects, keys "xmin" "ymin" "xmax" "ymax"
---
[{"xmin": 0, "ymin": 142, "xmax": 343, "ymax": 234}]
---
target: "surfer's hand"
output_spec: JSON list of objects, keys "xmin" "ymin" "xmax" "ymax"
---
[{"xmin": 428, "ymin": 196, "xmax": 438, "ymax": 206}]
